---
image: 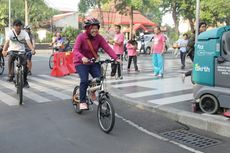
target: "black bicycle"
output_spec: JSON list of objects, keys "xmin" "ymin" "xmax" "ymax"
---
[
  {"xmin": 72, "ymin": 59, "xmax": 115, "ymax": 133},
  {"xmin": 11, "ymin": 51, "xmax": 26, "ymax": 105}
]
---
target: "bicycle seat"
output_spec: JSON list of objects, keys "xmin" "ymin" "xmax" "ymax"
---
[{"xmin": 10, "ymin": 50, "xmax": 25, "ymax": 55}]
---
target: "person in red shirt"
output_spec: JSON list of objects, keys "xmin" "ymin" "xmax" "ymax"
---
[{"xmin": 73, "ymin": 18, "xmax": 121, "ymax": 110}]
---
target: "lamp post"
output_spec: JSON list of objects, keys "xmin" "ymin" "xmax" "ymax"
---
[
  {"xmin": 195, "ymin": 0, "xmax": 200, "ymax": 43},
  {"xmin": 25, "ymin": 0, "xmax": 28, "ymax": 25},
  {"xmin": 9, "ymin": 0, "xmax": 11, "ymax": 28}
]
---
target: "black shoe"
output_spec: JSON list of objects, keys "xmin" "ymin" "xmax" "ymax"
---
[
  {"xmin": 23, "ymin": 81, "xmax": 30, "ymax": 88},
  {"xmin": 181, "ymin": 66, "xmax": 185, "ymax": 69},
  {"xmin": 7, "ymin": 77, "xmax": 14, "ymax": 82}
]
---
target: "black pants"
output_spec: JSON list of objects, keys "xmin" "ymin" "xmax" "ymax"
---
[
  {"xmin": 111, "ymin": 54, "xmax": 123, "ymax": 77},
  {"xmin": 127, "ymin": 56, "xmax": 138, "ymax": 71},
  {"xmin": 180, "ymin": 51, "xmax": 186, "ymax": 67},
  {"xmin": 140, "ymin": 44, "xmax": 145, "ymax": 53},
  {"xmin": 185, "ymin": 70, "xmax": 192, "ymax": 77},
  {"xmin": 8, "ymin": 52, "xmax": 28, "ymax": 82},
  {"xmin": 187, "ymin": 51, "xmax": 194, "ymax": 62}
]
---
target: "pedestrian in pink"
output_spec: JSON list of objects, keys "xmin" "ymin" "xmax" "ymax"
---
[
  {"xmin": 126, "ymin": 35, "xmax": 139, "ymax": 72},
  {"xmin": 111, "ymin": 25, "xmax": 124, "ymax": 79},
  {"xmin": 151, "ymin": 26, "xmax": 166, "ymax": 78}
]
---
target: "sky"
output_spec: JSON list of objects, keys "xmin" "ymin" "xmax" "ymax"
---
[{"xmin": 44, "ymin": 0, "xmax": 80, "ymax": 11}]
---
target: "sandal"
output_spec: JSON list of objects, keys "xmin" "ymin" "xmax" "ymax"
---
[{"xmin": 79, "ymin": 103, "xmax": 88, "ymax": 110}]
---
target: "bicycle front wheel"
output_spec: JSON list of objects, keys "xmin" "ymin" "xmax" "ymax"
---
[
  {"xmin": 97, "ymin": 97, "xmax": 115, "ymax": 133},
  {"xmin": 0, "ymin": 56, "xmax": 4, "ymax": 75},
  {"xmin": 18, "ymin": 69, "xmax": 23, "ymax": 105},
  {"xmin": 49, "ymin": 54, "xmax": 54, "ymax": 69},
  {"xmin": 72, "ymin": 86, "xmax": 82, "ymax": 114}
]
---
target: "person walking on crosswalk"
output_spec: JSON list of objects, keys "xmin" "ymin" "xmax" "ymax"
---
[{"xmin": 151, "ymin": 26, "xmax": 166, "ymax": 78}]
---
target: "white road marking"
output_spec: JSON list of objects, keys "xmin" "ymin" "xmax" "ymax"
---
[
  {"xmin": 0, "ymin": 80, "xmax": 51, "ymax": 103},
  {"xmin": 148, "ymin": 93, "xmax": 193, "ymax": 105},
  {"xmin": 28, "ymin": 82, "xmax": 70, "ymax": 100},
  {"xmin": 0, "ymin": 90, "xmax": 18, "ymax": 106}
]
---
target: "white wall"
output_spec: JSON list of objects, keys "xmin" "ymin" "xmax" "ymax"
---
[
  {"xmin": 37, "ymin": 29, "xmax": 48, "ymax": 41},
  {"xmin": 53, "ymin": 13, "xmax": 79, "ymax": 29}
]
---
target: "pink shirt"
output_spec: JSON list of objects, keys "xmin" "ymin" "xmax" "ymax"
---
[
  {"xmin": 113, "ymin": 32, "xmax": 124, "ymax": 55},
  {"xmin": 126, "ymin": 43, "xmax": 137, "ymax": 56},
  {"xmin": 151, "ymin": 33, "xmax": 165, "ymax": 54}
]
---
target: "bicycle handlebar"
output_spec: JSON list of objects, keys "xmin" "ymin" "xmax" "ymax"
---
[{"xmin": 89, "ymin": 58, "xmax": 115, "ymax": 64}]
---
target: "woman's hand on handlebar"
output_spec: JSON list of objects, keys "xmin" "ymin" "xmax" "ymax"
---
[
  {"xmin": 2, "ymin": 50, "xmax": 8, "ymax": 57},
  {"xmin": 32, "ymin": 49, "xmax": 36, "ymax": 55},
  {"xmin": 82, "ymin": 57, "xmax": 89, "ymax": 64}
]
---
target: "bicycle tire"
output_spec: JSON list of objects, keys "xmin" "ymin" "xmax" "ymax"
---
[
  {"xmin": 97, "ymin": 96, "xmax": 115, "ymax": 133},
  {"xmin": 72, "ymin": 86, "xmax": 82, "ymax": 114},
  {"xmin": 18, "ymin": 69, "xmax": 23, "ymax": 105},
  {"xmin": 49, "ymin": 54, "xmax": 54, "ymax": 69},
  {"xmin": 0, "ymin": 55, "xmax": 4, "ymax": 75}
]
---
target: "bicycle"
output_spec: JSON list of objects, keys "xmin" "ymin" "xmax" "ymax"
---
[
  {"xmin": 72, "ymin": 59, "xmax": 115, "ymax": 133},
  {"xmin": 0, "ymin": 48, "xmax": 4, "ymax": 75},
  {"xmin": 10, "ymin": 51, "xmax": 26, "ymax": 105}
]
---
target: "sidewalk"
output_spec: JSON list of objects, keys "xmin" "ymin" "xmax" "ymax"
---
[{"xmin": 106, "ymin": 55, "xmax": 230, "ymax": 138}]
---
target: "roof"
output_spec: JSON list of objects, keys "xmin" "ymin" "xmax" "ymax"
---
[{"xmin": 88, "ymin": 10, "xmax": 157, "ymax": 27}]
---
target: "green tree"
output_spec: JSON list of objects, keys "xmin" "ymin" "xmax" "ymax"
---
[
  {"xmin": 0, "ymin": 0, "xmax": 57, "ymax": 29},
  {"xmin": 0, "ymin": 3, "xmax": 8, "ymax": 32},
  {"xmin": 62, "ymin": 26, "xmax": 81, "ymax": 43},
  {"xmin": 180, "ymin": 0, "xmax": 196, "ymax": 32},
  {"xmin": 200, "ymin": 0, "xmax": 230, "ymax": 26},
  {"xmin": 161, "ymin": 0, "xmax": 183, "ymax": 38},
  {"xmin": 114, "ymin": 0, "xmax": 145, "ymax": 37}
]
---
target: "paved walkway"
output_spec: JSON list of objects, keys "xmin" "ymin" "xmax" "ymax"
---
[{"xmin": 106, "ymin": 54, "xmax": 230, "ymax": 138}]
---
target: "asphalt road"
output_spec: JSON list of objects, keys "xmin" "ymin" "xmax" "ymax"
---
[{"xmin": 0, "ymin": 52, "xmax": 230, "ymax": 153}]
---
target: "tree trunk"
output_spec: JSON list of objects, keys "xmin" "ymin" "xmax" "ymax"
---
[
  {"xmin": 172, "ymin": 1, "xmax": 179, "ymax": 38},
  {"xmin": 129, "ymin": 6, "xmax": 133, "ymax": 39},
  {"xmin": 188, "ymin": 18, "xmax": 195, "ymax": 32},
  {"xmin": 97, "ymin": 0, "xmax": 104, "ymax": 28}
]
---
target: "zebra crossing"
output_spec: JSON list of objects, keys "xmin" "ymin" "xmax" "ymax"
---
[
  {"xmin": 0, "ymin": 69, "xmax": 193, "ymax": 107},
  {"xmin": 108, "ymin": 74, "xmax": 194, "ymax": 107},
  {"xmin": 0, "ymin": 74, "xmax": 80, "ymax": 106}
]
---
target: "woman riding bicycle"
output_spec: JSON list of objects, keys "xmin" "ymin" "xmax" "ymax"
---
[{"xmin": 73, "ymin": 17, "xmax": 121, "ymax": 110}]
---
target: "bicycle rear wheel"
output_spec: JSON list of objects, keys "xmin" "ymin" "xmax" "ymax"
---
[
  {"xmin": 72, "ymin": 86, "xmax": 82, "ymax": 114},
  {"xmin": 97, "ymin": 97, "xmax": 115, "ymax": 133},
  {"xmin": 49, "ymin": 54, "xmax": 54, "ymax": 69},
  {"xmin": 18, "ymin": 69, "xmax": 23, "ymax": 105},
  {"xmin": 0, "ymin": 55, "xmax": 4, "ymax": 75}
]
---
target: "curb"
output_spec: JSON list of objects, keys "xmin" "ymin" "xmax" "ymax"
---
[{"xmin": 109, "ymin": 86, "xmax": 230, "ymax": 138}]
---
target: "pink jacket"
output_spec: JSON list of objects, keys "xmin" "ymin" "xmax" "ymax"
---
[
  {"xmin": 73, "ymin": 32, "xmax": 117, "ymax": 66},
  {"xmin": 126, "ymin": 43, "xmax": 137, "ymax": 56}
]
